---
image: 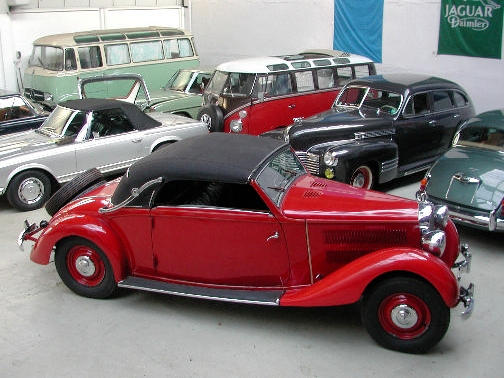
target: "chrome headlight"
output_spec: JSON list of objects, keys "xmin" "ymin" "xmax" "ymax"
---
[
  {"xmin": 421, "ymin": 230, "xmax": 446, "ymax": 256},
  {"xmin": 323, "ymin": 151, "xmax": 339, "ymax": 166},
  {"xmin": 230, "ymin": 119, "xmax": 242, "ymax": 133},
  {"xmin": 433, "ymin": 205, "xmax": 449, "ymax": 229},
  {"xmin": 418, "ymin": 202, "xmax": 433, "ymax": 228}
]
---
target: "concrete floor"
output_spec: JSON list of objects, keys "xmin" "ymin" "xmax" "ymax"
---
[{"xmin": 0, "ymin": 175, "xmax": 502, "ymax": 377}]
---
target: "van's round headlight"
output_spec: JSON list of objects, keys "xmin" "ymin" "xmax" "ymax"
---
[{"xmin": 323, "ymin": 151, "xmax": 339, "ymax": 166}]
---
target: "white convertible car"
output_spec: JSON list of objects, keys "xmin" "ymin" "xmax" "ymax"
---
[{"xmin": 0, "ymin": 98, "xmax": 207, "ymax": 211}]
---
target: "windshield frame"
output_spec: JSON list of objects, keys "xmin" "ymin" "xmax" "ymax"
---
[
  {"xmin": 333, "ymin": 85, "xmax": 404, "ymax": 117},
  {"xmin": 37, "ymin": 106, "xmax": 80, "ymax": 138},
  {"xmin": 254, "ymin": 146, "xmax": 306, "ymax": 207},
  {"xmin": 28, "ymin": 45, "xmax": 64, "ymax": 72}
]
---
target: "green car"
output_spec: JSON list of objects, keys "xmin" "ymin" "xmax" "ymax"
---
[
  {"xmin": 417, "ymin": 109, "xmax": 504, "ymax": 232},
  {"xmin": 79, "ymin": 69, "xmax": 213, "ymax": 119}
]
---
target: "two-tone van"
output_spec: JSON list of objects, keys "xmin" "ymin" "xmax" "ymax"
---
[
  {"xmin": 23, "ymin": 27, "xmax": 199, "ymax": 109},
  {"xmin": 197, "ymin": 50, "xmax": 375, "ymax": 135}
]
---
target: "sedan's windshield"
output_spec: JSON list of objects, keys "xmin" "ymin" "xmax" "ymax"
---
[
  {"xmin": 38, "ymin": 106, "xmax": 84, "ymax": 137},
  {"xmin": 335, "ymin": 86, "xmax": 402, "ymax": 115},
  {"xmin": 456, "ymin": 125, "xmax": 504, "ymax": 152},
  {"xmin": 256, "ymin": 148, "xmax": 306, "ymax": 206},
  {"xmin": 167, "ymin": 70, "xmax": 193, "ymax": 91}
]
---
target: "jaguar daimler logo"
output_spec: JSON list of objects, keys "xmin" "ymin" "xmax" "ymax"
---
[{"xmin": 444, "ymin": 0, "xmax": 501, "ymax": 31}]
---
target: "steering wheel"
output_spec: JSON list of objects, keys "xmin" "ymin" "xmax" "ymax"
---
[{"xmin": 378, "ymin": 105, "xmax": 397, "ymax": 115}]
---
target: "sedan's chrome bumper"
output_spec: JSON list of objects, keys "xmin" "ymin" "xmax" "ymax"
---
[
  {"xmin": 453, "ymin": 244, "xmax": 474, "ymax": 318},
  {"xmin": 421, "ymin": 192, "xmax": 504, "ymax": 232}
]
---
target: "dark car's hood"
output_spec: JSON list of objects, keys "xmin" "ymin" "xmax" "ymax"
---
[
  {"xmin": 0, "ymin": 130, "xmax": 56, "ymax": 160},
  {"xmin": 288, "ymin": 106, "xmax": 393, "ymax": 151},
  {"xmin": 426, "ymin": 145, "xmax": 504, "ymax": 211}
]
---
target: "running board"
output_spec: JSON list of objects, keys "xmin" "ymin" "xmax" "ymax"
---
[{"xmin": 118, "ymin": 276, "xmax": 283, "ymax": 306}]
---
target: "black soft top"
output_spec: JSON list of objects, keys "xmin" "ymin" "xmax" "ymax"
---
[
  {"xmin": 59, "ymin": 98, "xmax": 161, "ymax": 130},
  {"xmin": 111, "ymin": 133, "xmax": 287, "ymax": 204}
]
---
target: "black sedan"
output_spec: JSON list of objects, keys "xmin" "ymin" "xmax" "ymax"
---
[
  {"xmin": 281, "ymin": 74, "xmax": 475, "ymax": 189},
  {"xmin": 0, "ymin": 90, "xmax": 47, "ymax": 136}
]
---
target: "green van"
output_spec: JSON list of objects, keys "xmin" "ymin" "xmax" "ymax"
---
[{"xmin": 23, "ymin": 26, "xmax": 199, "ymax": 109}]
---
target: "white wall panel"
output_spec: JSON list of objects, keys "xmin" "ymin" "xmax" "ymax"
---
[{"xmin": 103, "ymin": 7, "xmax": 181, "ymax": 29}]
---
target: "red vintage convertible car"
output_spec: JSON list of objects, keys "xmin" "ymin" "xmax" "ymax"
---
[{"xmin": 19, "ymin": 133, "xmax": 473, "ymax": 353}]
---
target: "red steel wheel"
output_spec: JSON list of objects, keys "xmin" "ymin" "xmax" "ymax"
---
[
  {"xmin": 55, "ymin": 237, "xmax": 117, "ymax": 298},
  {"xmin": 378, "ymin": 293, "xmax": 431, "ymax": 340},
  {"xmin": 349, "ymin": 165, "xmax": 373, "ymax": 189},
  {"xmin": 66, "ymin": 245, "xmax": 106, "ymax": 287}
]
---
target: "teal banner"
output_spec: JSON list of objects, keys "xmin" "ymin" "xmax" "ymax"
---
[{"xmin": 438, "ymin": 0, "xmax": 503, "ymax": 59}]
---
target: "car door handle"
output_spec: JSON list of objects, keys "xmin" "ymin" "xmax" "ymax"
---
[
  {"xmin": 453, "ymin": 114, "xmax": 460, "ymax": 118},
  {"xmin": 132, "ymin": 138, "xmax": 143, "ymax": 143},
  {"xmin": 428, "ymin": 120, "xmax": 437, "ymax": 125},
  {"xmin": 288, "ymin": 104, "xmax": 296, "ymax": 109},
  {"xmin": 266, "ymin": 231, "xmax": 279, "ymax": 241}
]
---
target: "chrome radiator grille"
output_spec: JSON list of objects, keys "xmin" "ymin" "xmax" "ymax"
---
[{"xmin": 295, "ymin": 151, "xmax": 320, "ymax": 175}]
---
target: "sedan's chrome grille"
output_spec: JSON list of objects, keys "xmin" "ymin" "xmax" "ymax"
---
[{"xmin": 296, "ymin": 151, "xmax": 320, "ymax": 175}]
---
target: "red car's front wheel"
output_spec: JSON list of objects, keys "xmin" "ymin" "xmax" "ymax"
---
[
  {"xmin": 55, "ymin": 237, "xmax": 117, "ymax": 299},
  {"xmin": 362, "ymin": 277, "xmax": 450, "ymax": 353}
]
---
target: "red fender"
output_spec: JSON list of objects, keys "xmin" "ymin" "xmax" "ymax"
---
[
  {"xmin": 280, "ymin": 248, "xmax": 459, "ymax": 308},
  {"xmin": 30, "ymin": 213, "xmax": 129, "ymax": 283}
]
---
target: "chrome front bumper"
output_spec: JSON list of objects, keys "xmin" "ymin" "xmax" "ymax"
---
[{"xmin": 453, "ymin": 243, "xmax": 474, "ymax": 318}]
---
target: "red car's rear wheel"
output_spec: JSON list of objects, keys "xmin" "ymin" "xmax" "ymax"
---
[
  {"xmin": 362, "ymin": 277, "xmax": 450, "ymax": 353},
  {"xmin": 55, "ymin": 237, "xmax": 117, "ymax": 299}
]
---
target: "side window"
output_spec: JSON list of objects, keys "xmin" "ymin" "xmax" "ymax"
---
[
  {"xmin": 453, "ymin": 91, "xmax": 468, "ymax": 108},
  {"xmin": 336, "ymin": 67, "xmax": 353, "ymax": 86},
  {"xmin": 432, "ymin": 91, "xmax": 453, "ymax": 112},
  {"xmin": 294, "ymin": 71, "xmax": 315, "ymax": 92},
  {"xmin": 78, "ymin": 46, "xmax": 103, "ymax": 69},
  {"xmin": 0, "ymin": 96, "xmax": 35, "ymax": 122},
  {"xmin": 266, "ymin": 73, "xmax": 293, "ymax": 97},
  {"xmin": 353, "ymin": 64, "xmax": 371, "ymax": 79},
  {"xmin": 130, "ymin": 41, "xmax": 163, "ymax": 63},
  {"xmin": 65, "ymin": 48, "xmax": 77, "ymax": 71},
  {"xmin": 163, "ymin": 39, "xmax": 180, "ymax": 58},
  {"xmin": 105, "ymin": 44, "xmax": 130, "ymax": 66},
  {"xmin": 403, "ymin": 93, "xmax": 430, "ymax": 117},
  {"xmin": 88, "ymin": 108, "xmax": 135, "ymax": 139},
  {"xmin": 153, "ymin": 180, "xmax": 269, "ymax": 212},
  {"xmin": 178, "ymin": 38, "xmax": 194, "ymax": 57},
  {"xmin": 316, "ymin": 68, "xmax": 335, "ymax": 89}
]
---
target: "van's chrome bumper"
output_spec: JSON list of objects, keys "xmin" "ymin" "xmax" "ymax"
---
[{"xmin": 453, "ymin": 243, "xmax": 474, "ymax": 318}]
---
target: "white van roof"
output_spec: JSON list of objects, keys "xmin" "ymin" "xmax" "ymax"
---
[{"xmin": 216, "ymin": 50, "xmax": 374, "ymax": 74}]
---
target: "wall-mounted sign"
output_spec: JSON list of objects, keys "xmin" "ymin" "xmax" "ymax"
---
[{"xmin": 438, "ymin": 0, "xmax": 503, "ymax": 59}]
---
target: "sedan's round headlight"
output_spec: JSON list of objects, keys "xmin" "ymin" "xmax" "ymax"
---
[
  {"xmin": 421, "ymin": 230, "xmax": 446, "ymax": 256},
  {"xmin": 323, "ymin": 151, "xmax": 339, "ymax": 166}
]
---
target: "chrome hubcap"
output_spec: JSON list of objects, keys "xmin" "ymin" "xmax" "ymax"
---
[
  {"xmin": 353, "ymin": 173, "xmax": 365, "ymax": 187},
  {"xmin": 200, "ymin": 114, "xmax": 212, "ymax": 130},
  {"xmin": 391, "ymin": 304, "xmax": 418, "ymax": 329},
  {"xmin": 75, "ymin": 256, "xmax": 96, "ymax": 277},
  {"xmin": 18, "ymin": 177, "xmax": 44, "ymax": 204}
]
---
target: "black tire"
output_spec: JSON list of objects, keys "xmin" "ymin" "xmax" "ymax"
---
[
  {"xmin": 7, "ymin": 170, "xmax": 52, "ymax": 211},
  {"xmin": 349, "ymin": 164, "xmax": 374, "ymax": 189},
  {"xmin": 362, "ymin": 276, "xmax": 450, "ymax": 353},
  {"xmin": 45, "ymin": 168, "xmax": 104, "ymax": 217},
  {"xmin": 55, "ymin": 237, "xmax": 117, "ymax": 299},
  {"xmin": 197, "ymin": 105, "xmax": 224, "ymax": 132}
]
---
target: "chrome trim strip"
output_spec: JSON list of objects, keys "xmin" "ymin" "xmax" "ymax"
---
[
  {"xmin": 449, "ymin": 209, "xmax": 504, "ymax": 231},
  {"xmin": 380, "ymin": 158, "xmax": 398, "ymax": 173},
  {"xmin": 403, "ymin": 165, "xmax": 431, "ymax": 176},
  {"xmin": 354, "ymin": 128, "xmax": 395, "ymax": 140},
  {"xmin": 99, "ymin": 177, "xmax": 163, "ymax": 213},
  {"xmin": 305, "ymin": 222, "xmax": 314, "ymax": 284}
]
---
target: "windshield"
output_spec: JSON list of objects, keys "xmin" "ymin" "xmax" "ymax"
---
[
  {"xmin": 256, "ymin": 148, "xmax": 306, "ymax": 206},
  {"xmin": 456, "ymin": 125, "xmax": 504, "ymax": 152},
  {"xmin": 205, "ymin": 71, "xmax": 256, "ymax": 96},
  {"xmin": 38, "ymin": 106, "xmax": 84, "ymax": 137},
  {"xmin": 167, "ymin": 70, "xmax": 194, "ymax": 91},
  {"xmin": 28, "ymin": 45, "xmax": 64, "ymax": 71},
  {"xmin": 335, "ymin": 86, "xmax": 402, "ymax": 115}
]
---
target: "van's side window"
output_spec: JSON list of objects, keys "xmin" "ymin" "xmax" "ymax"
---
[
  {"xmin": 164, "ymin": 39, "xmax": 194, "ymax": 59},
  {"xmin": 78, "ymin": 46, "xmax": 103, "ymax": 69},
  {"xmin": 316, "ymin": 68, "xmax": 335, "ymax": 89},
  {"xmin": 131, "ymin": 41, "xmax": 163, "ymax": 63},
  {"xmin": 295, "ymin": 71, "xmax": 315, "ymax": 92},
  {"xmin": 105, "ymin": 44, "xmax": 130, "ymax": 66},
  {"xmin": 266, "ymin": 73, "xmax": 293, "ymax": 96},
  {"xmin": 65, "ymin": 49, "xmax": 77, "ymax": 71},
  {"xmin": 336, "ymin": 67, "xmax": 353, "ymax": 86},
  {"xmin": 178, "ymin": 39, "xmax": 194, "ymax": 58},
  {"xmin": 353, "ymin": 64, "xmax": 371, "ymax": 79}
]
